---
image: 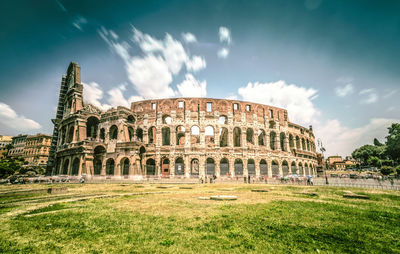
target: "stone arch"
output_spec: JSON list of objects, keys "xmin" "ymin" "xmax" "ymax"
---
[
  {"xmin": 109, "ymin": 125, "xmax": 118, "ymax": 140},
  {"xmin": 68, "ymin": 126, "xmax": 74, "ymax": 143},
  {"xmin": 258, "ymin": 129, "xmax": 266, "ymax": 146},
  {"xmin": 220, "ymin": 158, "xmax": 229, "ymax": 176},
  {"xmin": 306, "ymin": 139, "xmax": 310, "ymax": 151},
  {"xmin": 271, "ymin": 160, "xmax": 279, "ymax": 176},
  {"xmin": 282, "ymin": 160, "xmax": 289, "ymax": 176},
  {"xmin": 176, "ymin": 125, "xmax": 185, "ymax": 145},
  {"xmin": 162, "ymin": 114, "xmax": 172, "ymax": 124},
  {"xmin": 100, "ymin": 128, "xmax": 105, "ymax": 140},
  {"xmin": 136, "ymin": 127, "xmax": 143, "ymax": 142},
  {"xmin": 175, "ymin": 157, "xmax": 185, "ymax": 175},
  {"xmin": 305, "ymin": 163, "xmax": 309, "ymax": 176},
  {"xmin": 93, "ymin": 145, "xmax": 105, "ymax": 175},
  {"xmin": 205, "ymin": 126, "xmax": 215, "ymax": 145},
  {"xmin": 270, "ymin": 131, "xmax": 277, "ymax": 150},
  {"xmin": 248, "ymin": 159, "xmax": 255, "ymax": 175},
  {"xmin": 86, "ymin": 116, "xmax": 99, "ymax": 139},
  {"xmin": 62, "ymin": 158, "xmax": 69, "ymax": 175},
  {"xmin": 260, "ymin": 159, "xmax": 268, "ymax": 176},
  {"xmin": 246, "ymin": 128, "xmax": 254, "ymax": 145},
  {"xmin": 219, "ymin": 127, "xmax": 228, "ymax": 147},
  {"xmin": 161, "ymin": 158, "xmax": 170, "ymax": 176},
  {"xmin": 148, "ymin": 126, "xmax": 156, "ymax": 144},
  {"xmin": 218, "ymin": 115, "xmax": 227, "ymax": 124},
  {"xmin": 191, "ymin": 158, "xmax": 199, "ymax": 175},
  {"xmin": 128, "ymin": 127, "xmax": 134, "ymax": 141},
  {"xmin": 291, "ymin": 161, "xmax": 297, "ymax": 174},
  {"xmin": 106, "ymin": 158, "xmax": 115, "ymax": 175},
  {"xmin": 162, "ymin": 127, "xmax": 170, "ymax": 145},
  {"xmin": 234, "ymin": 158, "xmax": 243, "ymax": 175},
  {"xmin": 289, "ymin": 134, "xmax": 294, "ymax": 148},
  {"xmin": 191, "ymin": 126, "xmax": 200, "ymax": 144},
  {"xmin": 233, "ymin": 127, "xmax": 241, "ymax": 147},
  {"xmin": 296, "ymin": 136, "xmax": 300, "ymax": 149},
  {"xmin": 145, "ymin": 158, "xmax": 156, "ymax": 175},
  {"xmin": 121, "ymin": 157, "xmax": 130, "ymax": 176},
  {"xmin": 127, "ymin": 115, "xmax": 135, "ymax": 124},
  {"xmin": 280, "ymin": 132, "xmax": 286, "ymax": 151},
  {"xmin": 302, "ymin": 138, "xmax": 306, "ymax": 150},
  {"xmin": 71, "ymin": 158, "xmax": 80, "ymax": 176},
  {"xmin": 206, "ymin": 158, "xmax": 215, "ymax": 175},
  {"xmin": 298, "ymin": 162, "xmax": 303, "ymax": 175}
]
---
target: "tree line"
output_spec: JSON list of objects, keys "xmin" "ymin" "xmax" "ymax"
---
[{"xmin": 351, "ymin": 123, "xmax": 400, "ymax": 175}]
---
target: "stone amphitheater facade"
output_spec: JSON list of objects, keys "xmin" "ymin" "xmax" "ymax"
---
[{"xmin": 46, "ymin": 62, "xmax": 318, "ymax": 178}]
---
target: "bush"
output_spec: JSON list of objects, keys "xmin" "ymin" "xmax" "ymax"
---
[{"xmin": 380, "ymin": 166, "xmax": 395, "ymax": 176}]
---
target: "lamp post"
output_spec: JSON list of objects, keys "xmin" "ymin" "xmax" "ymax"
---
[{"xmin": 318, "ymin": 138, "xmax": 328, "ymax": 185}]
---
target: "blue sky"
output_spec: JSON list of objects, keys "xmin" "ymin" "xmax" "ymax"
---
[{"xmin": 0, "ymin": 0, "xmax": 399, "ymax": 156}]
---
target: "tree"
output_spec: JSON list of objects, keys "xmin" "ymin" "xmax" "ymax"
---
[
  {"xmin": 352, "ymin": 145, "xmax": 386, "ymax": 165},
  {"xmin": 367, "ymin": 156, "xmax": 381, "ymax": 167},
  {"xmin": 373, "ymin": 138, "xmax": 384, "ymax": 146},
  {"xmin": 386, "ymin": 123, "xmax": 400, "ymax": 164},
  {"xmin": 0, "ymin": 158, "xmax": 24, "ymax": 178},
  {"xmin": 380, "ymin": 166, "xmax": 395, "ymax": 176}
]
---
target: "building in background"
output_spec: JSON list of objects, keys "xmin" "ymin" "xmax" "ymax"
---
[
  {"xmin": 23, "ymin": 134, "xmax": 52, "ymax": 167},
  {"xmin": 8, "ymin": 134, "xmax": 28, "ymax": 158},
  {"xmin": 0, "ymin": 135, "xmax": 13, "ymax": 159}
]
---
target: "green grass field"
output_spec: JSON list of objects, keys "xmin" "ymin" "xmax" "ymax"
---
[{"xmin": 0, "ymin": 183, "xmax": 399, "ymax": 253}]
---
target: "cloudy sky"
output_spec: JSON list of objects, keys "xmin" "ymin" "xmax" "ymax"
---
[{"xmin": 0, "ymin": 0, "xmax": 399, "ymax": 156}]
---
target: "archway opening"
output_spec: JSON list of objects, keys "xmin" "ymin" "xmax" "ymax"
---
[
  {"xmin": 248, "ymin": 159, "xmax": 255, "ymax": 175},
  {"xmin": 206, "ymin": 158, "xmax": 215, "ymax": 175},
  {"xmin": 175, "ymin": 157, "xmax": 185, "ymax": 175},
  {"xmin": 234, "ymin": 159, "xmax": 243, "ymax": 176},
  {"xmin": 220, "ymin": 158, "xmax": 229, "ymax": 176},
  {"xmin": 260, "ymin": 159, "xmax": 268, "ymax": 176}
]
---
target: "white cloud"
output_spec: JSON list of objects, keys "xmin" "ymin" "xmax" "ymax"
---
[
  {"xmin": 72, "ymin": 16, "xmax": 87, "ymax": 31},
  {"xmin": 237, "ymin": 80, "xmax": 319, "ymax": 125},
  {"xmin": 181, "ymin": 32, "xmax": 197, "ymax": 43},
  {"xmin": 225, "ymin": 94, "xmax": 238, "ymax": 100},
  {"xmin": 0, "ymin": 102, "xmax": 41, "ymax": 131},
  {"xmin": 82, "ymin": 82, "xmax": 111, "ymax": 111},
  {"xmin": 383, "ymin": 89, "xmax": 397, "ymax": 98},
  {"xmin": 219, "ymin": 27, "xmax": 231, "ymax": 45},
  {"xmin": 107, "ymin": 85, "xmax": 143, "ymax": 108},
  {"xmin": 315, "ymin": 118, "xmax": 399, "ymax": 156},
  {"xmin": 359, "ymin": 88, "xmax": 378, "ymax": 104},
  {"xmin": 98, "ymin": 26, "xmax": 207, "ymax": 100},
  {"xmin": 177, "ymin": 74, "xmax": 207, "ymax": 97},
  {"xmin": 335, "ymin": 83, "xmax": 354, "ymax": 97},
  {"xmin": 217, "ymin": 48, "xmax": 229, "ymax": 58},
  {"xmin": 186, "ymin": 56, "xmax": 206, "ymax": 72}
]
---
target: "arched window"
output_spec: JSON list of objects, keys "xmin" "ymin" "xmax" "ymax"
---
[
  {"xmin": 68, "ymin": 126, "xmax": 74, "ymax": 143},
  {"xmin": 298, "ymin": 162, "xmax": 303, "ymax": 175},
  {"xmin": 162, "ymin": 127, "xmax": 170, "ymax": 145},
  {"xmin": 191, "ymin": 159, "xmax": 199, "ymax": 175},
  {"xmin": 206, "ymin": 158, "xmax": 215, "ymax": 175},
  {"xmin": 280, "ymin": 132, "xmax": 286, "ymax": 151},
  {"xmin": 248, "ymin": 159, "xmax": 255, "ymax": 175},
  {"xmin": 136, "ymin": 128, "xmax": 143, "ymax": 142},
  {"xmin": 163, "ymin": 115, "xmax": 172, "ymax": 124},
  {"xmin": 306, "ymin": 139, "xmax": 310, "ymax": 151},
  {"xmin": 246, "ymin": 128, "xmax": 254, "ymax": 144},
  {"xmin": 260, "ymin": 159, "xmax": 268, "ymax": 176},
  {"xmin": 270, "ymin": 131, "xmax": 276, "ymax": 150},
  {"xmin": 127, "ymin": 115, "xmax": 135, "ymax": 124},
  {"xmin": 106, "ymin": 158, "xmax": 115, "ymax": 175},
  {"xmin": 109, "ymin": 125, "xmax": 118, "ymax": 140},
  {"xmin": 128, "ymin": 127, "xmax": 134, "ymax": 141},
  {"xmin": 271, "ymin": 160, "xmax": 279, "ymax": 176},
  {"xmin": 289, "ymin": 134, "xmax": 294, "ymax": 148},
  {"xmin": 146, "ymin": 158, "xmax": 156, "ymax": 175},
  {"xmin": 302, "ymin": 138, "xmax": 306, "ymax": 150},
  {"xmin": 148, "ymin": 126, "xmax": 156, "ymax": 144},
  {"xmin": 121, "ymin": 158, "xmax": 130, "ymax": 176},
  {"xmin": 62, "ymin": 159, "xmax": 69, "ymax": 175},
  {"xmin": 175, "ymin": 157, "xmax": 185, "ymax": 175},
  {"xmin": 191, "ymin": 126, "xmax": 200, "ymax": 144},
  {"xmin": 258, "ymin": 129, "xmax": 266, "ymax": 146},
  {"xmin": 72, "ymin": 158, "xmax": 80, "ymax": 176},
  {"xmin": 100, "ymin": 128, "xmax": 105, "ymax": 140},
  {"xmin": 176, "ymin": 126, "xmax": 185, "ymax": 145},
  {"xmin": 220, "ymin": 158, "xmax": 229, "ymax": 176},
  {"xmin": 234, "ymin": 159, "xmax": 243, "ymax": 175},
  {"xmin": 219, "ymin": 115, "xmax": 227, "ymax": 124},
  {"xmin": 219, "ymin": 127, "xmax": 228, "ymax": 147},
  {"xmin": 93, "ymin": 146, "xmax": 105, "ymax": 175},
  {"xmin": 233, "ymin": 127, "xmax": 241, "ymax": 147},
  {"xmin": 296, "ymin": 136, "xmax": 300, "ymax": 149},
  {"xmin": 282, "ymin": 160, "xmax": 289, "ymax": 176},
  {"xmin": 205, "ymin": 126, "xmax": 214, "ymax": 145},
  {"xmin": 86, "ymin": 116, "xmax": 99, "ymax": 139},
  {"xmin": 291, "ymin": 161, "xmax": 297, "ymax": 174}
]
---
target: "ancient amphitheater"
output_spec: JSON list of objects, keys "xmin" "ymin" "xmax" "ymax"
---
[{"xmin": 46, "ymin": 62, "xmax": 318, "ymax": 179}]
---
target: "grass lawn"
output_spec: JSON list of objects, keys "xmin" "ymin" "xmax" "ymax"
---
[{"xmin": 0, "ymin": 183, "xmax": 399, "ymax": 253}]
